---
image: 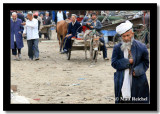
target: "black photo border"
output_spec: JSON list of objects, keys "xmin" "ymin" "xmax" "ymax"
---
[{"xmin": 3, "ymin": 3, "xmax": 157, "ymax": 111}]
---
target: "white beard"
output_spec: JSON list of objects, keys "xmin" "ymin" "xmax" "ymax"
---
[{"xmin": 120, "ymin": 37, "xmax": 134, "ymax": 51}]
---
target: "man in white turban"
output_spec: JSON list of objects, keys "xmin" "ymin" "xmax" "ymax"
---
[{"xmin": 111, "ymin": 20, "xmax": 149, "ymax": 103}]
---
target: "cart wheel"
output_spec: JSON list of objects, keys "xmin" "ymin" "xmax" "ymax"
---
[{"xmin": 67, "ymin": 49, "xmax": 71, "ymax": 60}]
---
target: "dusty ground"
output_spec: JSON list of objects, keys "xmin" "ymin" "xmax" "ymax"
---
[{"xmin": 11, "ymin": 31, "xmax": 150, "ymax": 104}]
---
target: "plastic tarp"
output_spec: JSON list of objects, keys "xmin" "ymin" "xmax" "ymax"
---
[{"xmin": 101, "ymin": 30, "xmax": 117, "ymax": 36}]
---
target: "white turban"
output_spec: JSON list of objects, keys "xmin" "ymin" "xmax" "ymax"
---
[{"xmin": 116, "ymin": 20, "xmax": 133, "ymax": 35}]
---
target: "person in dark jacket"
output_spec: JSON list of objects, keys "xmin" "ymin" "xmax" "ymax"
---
[
  {"xmin": 61, "ymin": 14, "xmax": 82, "ymax": 54},
  {"xmin": 17, "ymin": 11, "xmax": 25, "ymax": 22},
  {"xmin": 111, "ymin": 20, "xmax": 149, "ymax": 104},
  {"xmin": 43, "ymin": 11, "xmax": 52, "ymax": 25},
  {"xmin": 82, "ymin": 13, "xmax": 109, "ymax": 60},
  {"xmin": 43, "ymin": 11, "xmax": 52, "ymax": 39}
]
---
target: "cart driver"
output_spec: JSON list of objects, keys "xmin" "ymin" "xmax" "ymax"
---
[
  {"xmin": 82, "ymin": 12, "xmax": 109, "ymax": 60},
  {"xmin": 61, "ymin": 14, "xmax": 82, "ymax": 54}
]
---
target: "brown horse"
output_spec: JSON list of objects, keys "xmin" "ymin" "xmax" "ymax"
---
[{"xmin": 56, "ymin": 19, "xmax": 71, "ymax": 52}]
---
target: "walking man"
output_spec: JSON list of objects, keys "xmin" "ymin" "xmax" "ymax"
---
[
  {"xmin": 10, "ymin": 12, "xmax": 24, "ymax": 60},
  {"xmin": 22, "ymin": 11, "xmax": 40, "ymax": 60}
]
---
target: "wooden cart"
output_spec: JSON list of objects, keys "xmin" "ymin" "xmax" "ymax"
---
[
  {"xmin": 40, "ymin": 24, "xmax": 55, "ymax": 40},
  {"xmin": 66, "ymin": 29, "xmax": 102, "ymax": 63}
]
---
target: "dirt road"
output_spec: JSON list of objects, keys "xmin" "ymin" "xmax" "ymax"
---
[{"xmin": 11, "ymin": 32, "xmax": 150, "ymax": 104}]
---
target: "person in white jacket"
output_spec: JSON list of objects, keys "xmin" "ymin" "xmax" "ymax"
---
[{"xmin": 22, "ymin": 11, "xmax": 39, "ymax": 60}]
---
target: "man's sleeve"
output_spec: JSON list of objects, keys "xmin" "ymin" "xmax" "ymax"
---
[
  {"xmin": 133, "ymin": 45, "xmax": 149, "ymax": 76},
  {"xmin": 82, "ymin": 17, "xmax": 89, "ymax": 26},
  {"xmin": 23, "ymin": 25, "xmax": 27, "ymax": 34},
  {"xmin": 111, "ymin": 45, "xmax": 130, "ymax": 70},
  {"xmin": 26, "ymin": 19, "xmax": 38, "ymax": 28},
  {"xmin": 93, "ymin": 21, "xmax": 102, "ymax": 30}
]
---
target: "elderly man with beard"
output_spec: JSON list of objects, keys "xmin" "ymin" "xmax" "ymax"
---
[
  {"xmin": 111, "ymin": 20, "xmax": 149, "ymax": 103},
  {"xmin": 10, "ymin": 12, "xmax": 24, "ymax": 60}
]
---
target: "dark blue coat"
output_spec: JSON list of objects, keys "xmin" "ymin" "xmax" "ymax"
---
[
  {"xmin": 111, "ymin": 39, "xmax": 149, "ymax": 103},
  {"xmin": 67, "ymin": 21, "xmax": 82, "ymax": 37},
  {"xmin": 43, "ymin": 16, "xmax": 52, "ymax": 25},
  {"xmin": 17, "ymin": 13, "xmax": 25, "ymax": 22},
  {"xmin": 10, "ymin": 18, "xmax": 24, "ymax": 49}
]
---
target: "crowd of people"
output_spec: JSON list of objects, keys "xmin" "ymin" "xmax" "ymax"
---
[
  {"xmin": 10, "ymin": 10, "xmax": 150, "ymax": 104},
  {"xmin": 10, "ymin": 10, "xmax": 68, "ymax": 60},
  {"xmin": 10, "ymin": 10, "xmax": 110, "ymax": 61}
]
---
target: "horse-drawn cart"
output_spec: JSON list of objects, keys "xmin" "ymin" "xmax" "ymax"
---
[{"xmin": 66, "ymin": 29, "xmax": 102, "ymax": 63}]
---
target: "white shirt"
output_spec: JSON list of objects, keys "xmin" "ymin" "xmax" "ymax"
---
[
  {"xmin": 46, "ymin": 16, "xmax": 48, "ymax": 20},
  {"xmin": 14, "ymin": 34, "xmax": 16, "ymax": 42},
  {"xmin": 57, "ymin": 11, "xmax": 64, "ymax": 22},
  {"xmin": 12, "ymin": 18, "xmax": 17, "ymax": 42},
  {"xmin": 72, "ymin": 20, "xmax": 76, "ymax": 26},
  {"xmin": 121, "ymin": 48, "xmax": 132, "ymax": 99},
  {"xmin": 93, "ymin": 21, "xmax": 97, "ymax": 26},
  {"xmin": 23, "ymin": 18, "xmax": 39, "ymax": 40}
]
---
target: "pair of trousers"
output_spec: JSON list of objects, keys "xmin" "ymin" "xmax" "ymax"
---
[
  {"xmin": 12, "ymin": 42, "xmax": 21, "ymax": 55},
  {"xmin": 44, "ymin": 33, "xmax": 48, "ymax": 39},
  {"xmin": 63, "ymin": 35, "xmax": 74, "ymax": 51},
  {"xmin": 99, "ymin": 37, "xmax": 107, "ymax": 58},
  {"xmin": 27, "ymin": 39, "xmax": 39, "ymax": 59}
]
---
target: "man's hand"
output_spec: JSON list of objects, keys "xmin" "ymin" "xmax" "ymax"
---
[
  {"xmin": 18, "ymin": 31, "xmax": 21, "ymax": 34},
  {"xmin": 129, "ymin": 59, "xmax": 133, "ymax": 64},
  {"xmin": 90, "ymin": 26, "xmax": 94, "ymax": 28},
  {"xmin": 22, "ymin": 33, "xmax": 26, "ymax": 37},
  {"xmin": 87, "ymin": 23, "xmax": 91, "ymax": 26},
  {"xmin": 132, "ymin": 71, "xmax": 135, "ymax": 76},
  {"xmin": 21, "ymin": 22, "xmax": 26, "ymax": 25},
  {"xmin": 66, "ymin": 34, "xmax": 72, "ymax": 38}
]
